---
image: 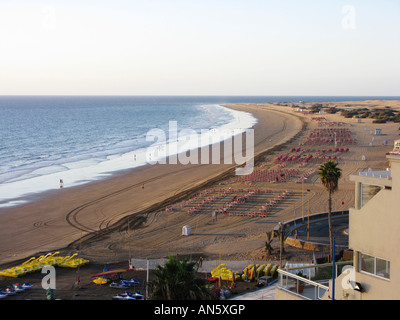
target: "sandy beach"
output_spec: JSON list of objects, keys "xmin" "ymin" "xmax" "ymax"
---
[
  {"xmin": 1, "ymin": 99, "xmax": 400, "ymax": 300},
  {"xmin": 1, "ymin": 100, "xmax": 399, "ymax": 269},
  {"xmin": 0, "ymin": 103, "xmax": 304, "ymax": 265}
]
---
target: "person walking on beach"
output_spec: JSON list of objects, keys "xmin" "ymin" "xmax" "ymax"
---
[
  {"xmin": 59, "ymin": 179, "xmax": 64, "ymax": 189},
  {"xmin": 142, "ymin": 184, "xmax": 145, "ymax": 191}
]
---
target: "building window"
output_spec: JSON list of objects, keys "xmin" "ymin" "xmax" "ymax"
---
[
  {"xmin": 376, "ymin": 258, "xmax": 390, "ymax": 279},
  {"xmin": 359, "ymin": 252, "xmax": 390, "ymax": 280},
  {"xmin": 361, "ymin": 184, "xmax": 382, "ymax": 208}
]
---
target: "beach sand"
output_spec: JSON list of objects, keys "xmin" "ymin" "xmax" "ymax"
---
[{"xmin": 1, "ymin": 100, "xmax": 400, "ymax": 300}]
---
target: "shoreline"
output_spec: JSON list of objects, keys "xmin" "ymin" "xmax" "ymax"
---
[
  {"xmin": 0, "ymin": 103, "xmax": 256, "ymax": 209},
  {"xmin": 66, "ymin": 106, "xmax": 307, "ymax": 251},
  {"xmin": 0, "ymin": 103, "xmax": 304, "ymax": 266}
]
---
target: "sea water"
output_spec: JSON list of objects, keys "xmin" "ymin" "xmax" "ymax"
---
[
  {"xmin": 1, "ymin": 95, "xmax": 398, "ymax": 208},
  {"xmin": 0, "ymin": 96, "xmax": 258, "ymax": 207}
]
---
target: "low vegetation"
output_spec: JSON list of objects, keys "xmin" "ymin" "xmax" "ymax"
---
[{"xmin": 301, "ymin": 104, "xmax": 400, "ymax": 123}]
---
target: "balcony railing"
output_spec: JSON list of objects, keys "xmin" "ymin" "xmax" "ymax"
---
[
  {"xmin": 359, "ymin": 170, "xmax": 391, "ymax": 179},
  {"xmin": 277, "ymin": 261, "xmax": 354, "ymax": 300},
  {"xmin": 278, "ymin": 269, "xmax": 329, "ymax": 300}
]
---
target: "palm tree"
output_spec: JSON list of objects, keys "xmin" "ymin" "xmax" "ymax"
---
[
  {"xmin": 151, "ymin": 255, "xmax": 209, "ymax": 300},
  {"xmin": 318, "ymin": 160, "xmax": 342, "ymax": 262},
  {"xmin": 265, "ymin": 231, "xmax": 274, "ymax": 256}
]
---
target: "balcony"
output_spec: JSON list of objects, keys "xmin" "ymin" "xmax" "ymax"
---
[{"xmin": 276, "ymin": 261, "xmax": 353, "ymax": 300}]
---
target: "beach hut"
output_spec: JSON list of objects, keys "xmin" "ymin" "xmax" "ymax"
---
[{"xmin": 182, "ymin": 225, "xmax": 191, "ymax": 236}]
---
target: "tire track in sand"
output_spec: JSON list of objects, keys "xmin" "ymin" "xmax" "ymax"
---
[{"xmin": 65, "ymin": 166, "xmax": 197, "ymax": 233}]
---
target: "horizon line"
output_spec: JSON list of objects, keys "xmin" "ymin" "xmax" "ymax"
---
[{"xmin": 0, "ymin": 94, "xmax": 400, "ymax": 98}]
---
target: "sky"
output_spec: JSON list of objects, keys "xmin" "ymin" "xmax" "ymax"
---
[{"xmin": 0, "ymin": 0, "xmax": 399, "ymax": 96}]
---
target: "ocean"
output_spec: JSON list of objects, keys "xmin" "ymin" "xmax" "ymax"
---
[{"xmin": 0, "ymin": 95, "xmax": 398, "ymax": 208}]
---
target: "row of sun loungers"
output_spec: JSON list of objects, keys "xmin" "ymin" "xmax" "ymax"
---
[
  {"xmin": 186, "ymin": 189, "xmax": 293, "ymax": 217},
  {"xmin": 232, "ymin": 169, "xmax": 300, "ymax": 183},
  {"xmin": 295, "ymin": 169, "xmax": 317, "ymax": 183}
]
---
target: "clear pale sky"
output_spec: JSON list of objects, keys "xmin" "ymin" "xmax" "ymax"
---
[{"xmin": 0, "ymin": 0, "xmax": 399, "ymax": 96}]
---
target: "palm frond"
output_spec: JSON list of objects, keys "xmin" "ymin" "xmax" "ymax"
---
[{"xmin": 318, "ymin": 160, "xmax": 342, "ymax": 193}]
